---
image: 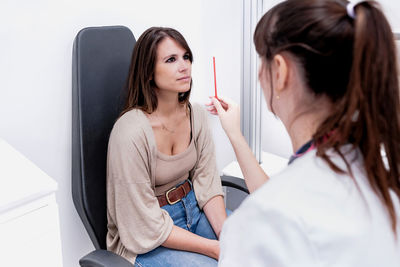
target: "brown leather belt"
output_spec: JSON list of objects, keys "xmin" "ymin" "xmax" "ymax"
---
[{"xmin": 157, "ymin": 180, "xmax": 191, "ymax": 207}]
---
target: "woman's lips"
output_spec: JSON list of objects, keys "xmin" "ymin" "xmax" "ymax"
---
[{"xmin": 177, "ymin": 76, "xmax": 191, "ymax": 82}]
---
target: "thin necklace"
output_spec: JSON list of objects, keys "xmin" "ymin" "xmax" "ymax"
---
[{"xmin": 153, "ymin": 110, "xmax": 178, "ymax": 134}]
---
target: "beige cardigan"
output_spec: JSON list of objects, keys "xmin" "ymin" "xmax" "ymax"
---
[{"xmin": 106, "ymin": 102, "xmax": 224, "ymax": 264}]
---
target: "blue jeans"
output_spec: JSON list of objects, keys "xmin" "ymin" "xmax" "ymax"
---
[{"xmin": 134, "ymin": 188, "xmax": 228, "ymax": 267}]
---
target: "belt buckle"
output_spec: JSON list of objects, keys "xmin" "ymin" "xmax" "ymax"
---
[{"xmin": 165, "ymin": 186, "xmax": 180, "ymax": 205}]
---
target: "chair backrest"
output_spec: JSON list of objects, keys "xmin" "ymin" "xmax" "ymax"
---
[{"xmin": 72, "ymin": 26, "xmax": 136, "ymax": 249}]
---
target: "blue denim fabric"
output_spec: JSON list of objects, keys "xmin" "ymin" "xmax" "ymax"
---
[{"xmin": 134, "ymin": 186, "xmax": 226, "ymax": 267}]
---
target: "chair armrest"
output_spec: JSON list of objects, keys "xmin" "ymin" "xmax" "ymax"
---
[
  {"xmin": 221, "ymin": 175, "xmax": 249, "ymax": 194},
  {"xmin": 79, "ymin": 249, "xmax": 133, "ymax": 267}
]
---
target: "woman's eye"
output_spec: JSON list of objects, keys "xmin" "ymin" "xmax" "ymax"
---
[
  {"xmin": 166, "ymin": 57, "xmax": 176, "ymax": 63},
  {"xmin": 183, "ymin": 54, "xmax": 190, "ymax": 60}
]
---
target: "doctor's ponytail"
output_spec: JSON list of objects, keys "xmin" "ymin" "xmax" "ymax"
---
[{"xmin": 338, "ymin": 1, "xmax": 400, "ymax": 232}]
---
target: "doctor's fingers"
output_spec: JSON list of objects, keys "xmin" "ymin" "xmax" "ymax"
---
[
  {"xmin": 210, "ymin": 97, "xmax": 226, "ymax": 114},
  {"xmin": 206, "ymin": 105, "xmax": 219, "ymax": 115},
  {"xmin": 215, "ymin": 96, "xmax": 238, "ymax": 111}
]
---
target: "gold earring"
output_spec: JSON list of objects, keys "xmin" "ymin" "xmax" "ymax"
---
[{"xmin": 276, "ymin": 95, "xmax": 280, "ymax": 100}]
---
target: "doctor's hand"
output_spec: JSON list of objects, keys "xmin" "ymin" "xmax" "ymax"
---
[{"xmin": 206, "ymin": 96, "xmax": 242, "ymax": 140}]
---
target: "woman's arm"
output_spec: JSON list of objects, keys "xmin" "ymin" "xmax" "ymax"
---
[
  {"xmin": 203, "ymin": 195, "xmax": 227, "ymax": 238},
  {"xmin": 162, "ymin": 225, "xmax": 220, "ymax": 260},
  {"xmin": 207, "ymin": 97, "xmax": 269, "ymax": 193}
]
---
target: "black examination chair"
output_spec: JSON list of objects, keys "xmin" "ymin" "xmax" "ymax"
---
[{"xmin": 71, "ymin": 26, "xmax": 248, "ymax": 267}]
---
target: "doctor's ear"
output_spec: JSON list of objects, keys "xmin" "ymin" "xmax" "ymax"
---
[{"xmin": 272, "ymin": 54, "xmax": 289, "ymax": 93}]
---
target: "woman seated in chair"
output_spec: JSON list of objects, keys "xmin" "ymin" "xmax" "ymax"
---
[{"xmin": 106, "ymin": 27, "xmax": 227, "ymax": 266}]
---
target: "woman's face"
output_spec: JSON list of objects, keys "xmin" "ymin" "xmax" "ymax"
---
[{"xmin": 153, "ymin": 37, "xmax": 192, "ymax": 93}]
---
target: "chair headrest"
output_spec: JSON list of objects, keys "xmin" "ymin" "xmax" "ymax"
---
[{"xmin": 72, "ymin": 26, "xmax": 136, "ymax": 249}]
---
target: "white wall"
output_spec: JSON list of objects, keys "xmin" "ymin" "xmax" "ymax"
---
[
  {"xmin": 380, "ymin": 0, "xmax": 400, "ymax": 32},
  {"xmin": 0, "ymin": 0, "xmax": 242, "ymax": 266},
  {"xmin": 260, "ymin": 0, "xmax": 400, "ymax": 159}
]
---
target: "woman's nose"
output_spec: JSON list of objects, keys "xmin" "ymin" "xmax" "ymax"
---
[{"xmin": 178, "ymin": 59, "xmax": 190, "ymax": 72}]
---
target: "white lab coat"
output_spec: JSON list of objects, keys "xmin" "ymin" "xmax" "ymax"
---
[{"xmin": 219, "ymin": 147, "xmax": 400, "ymax": 267}]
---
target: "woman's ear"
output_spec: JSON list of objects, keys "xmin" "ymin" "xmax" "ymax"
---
[{"xmin": 272, "ymin": 54, "xmax": 289, "ymax": 94}]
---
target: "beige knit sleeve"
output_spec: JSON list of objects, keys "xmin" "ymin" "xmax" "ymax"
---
[
  {"xmin": 191, "ymin": 104, "xmax": 225, "ymax": 209},
  {"xmin": 106, "ymin": 116, "xmax": 173, "ymax": 258}
]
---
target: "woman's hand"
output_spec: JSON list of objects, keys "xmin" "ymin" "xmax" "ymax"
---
[{"xmin": 206, "ymin": 96, "xmax": 242, "ymax": 140}]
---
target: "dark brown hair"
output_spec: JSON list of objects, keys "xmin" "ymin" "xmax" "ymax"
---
[
  {"xmin": 121, "ymin": 27, "xmax": 193, "ymax": 115},
  {"xmin": 255, "ymin": 0, "xmax": 400, "ymax": 232}
]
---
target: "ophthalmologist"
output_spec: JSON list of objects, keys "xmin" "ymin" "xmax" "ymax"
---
[{"xmin": 207, "ymin": 0, "xmax": 400, "ymax": 266}]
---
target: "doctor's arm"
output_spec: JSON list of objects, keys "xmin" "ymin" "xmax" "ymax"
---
[{"xmin": 207, "ymin": 97, "xmax": 269, "ymax": 193}]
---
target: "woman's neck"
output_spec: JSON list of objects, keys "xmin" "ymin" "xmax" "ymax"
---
[{"xmin": 154, "ymin": 89, "xmax": 182, "ymax": 117}]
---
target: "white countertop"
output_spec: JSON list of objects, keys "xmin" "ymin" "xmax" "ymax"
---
[
  {"xmin": 0, "ymin": 138, "xmax": 57, "ymax": 213},
  {"xmin": 222, "ymin": 151, "xmax": 289, "ymax": 179}
]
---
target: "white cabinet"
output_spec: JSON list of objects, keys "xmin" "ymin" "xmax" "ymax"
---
[{"xmin": 0, "ymin": 139, "xmax": 63, "ymax": 267}]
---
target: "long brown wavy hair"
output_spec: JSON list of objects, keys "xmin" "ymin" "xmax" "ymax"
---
[
  {"xmin": 254, "ymin": 0, "xmax": 400, "ymax": 233},
  {"xmin": 121, "ymin": 27, "xmax": 193, "ymax": 116}
]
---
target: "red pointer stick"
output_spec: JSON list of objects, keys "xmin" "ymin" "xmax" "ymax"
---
[{"xmin": 213, "ymin": 56, "xmax": 219, "ymax": 99}]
